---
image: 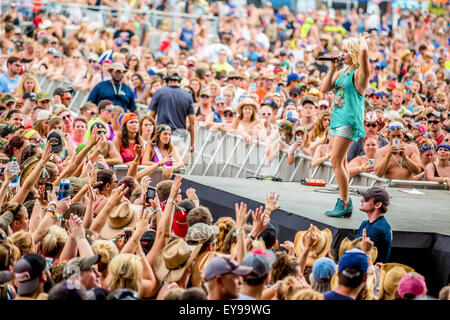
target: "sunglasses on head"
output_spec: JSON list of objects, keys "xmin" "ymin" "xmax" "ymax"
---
[
  {"xmin": 365, "ymin": 123, "xmax": 378, "ymax": 128},
  {"xmin": 47, "ymin": 137, "xmax": 60, "ymax": 146},
  {"xmin": 158, "ymin": 125, "xmax": 172, "ymax": 132},
  {"xmin": 428, "ymin": 120, "xmax": 440, "ymax": 124}
]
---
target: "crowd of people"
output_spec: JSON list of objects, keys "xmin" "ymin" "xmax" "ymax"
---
[{"xmin": 0, "ymin": 0, "xmax": 449, "ymax": 301}]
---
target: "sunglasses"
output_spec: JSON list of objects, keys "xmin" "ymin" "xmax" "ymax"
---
[
  {"xmin": 289, "ymin": 93, "xmax": 298, "ymax": 98},
  {"xmin": 428, "ymin": 120, "xmax": 440, "ymax": 124},
  {"xmin": 365, "ymin": 123, "xmax": 378, "ymax": 128},
  {"xmin": 112, "ymin": 69, "xmax": 125, "ymax": 74},
  {"xmin": 223, "ymin": 112, "xmax": 234, "ymax": 117},
  {"xmin": 216, "ymin": 102, "xmax": 225, "ymax": 106},
  {"xmin": 200, "ymin": 95, "xmax": 210, "ymax": 98},
  {"xmin": 62, "ymin": 114, "xmax": 71, "ymax": 120},
  {"xmin": 29, "ymin": 138, "xmax": 43, "ymax": 144},
  {"xmin": 61, "ymin": 96, "xmax": 72, "ymax": 100},
  {"xmin": 362, "ymin": 197, "xmax": 373, "ymax": 202},
  {"xmin": 88, "ymin": 59, "xmax": 96, "ymax": 63},
  {"xmin": 416, "ymin": 118, "xmax": 427, "ymax": 122},
  {"xmin": 47, "ymin": 137, "xmax": 60, "ymax": 146},
  {"xmin": 228, "ymin": 77, "xmax": 240, "ymax": 80},
  {"xmin": 431, "ymin": 100, "xmax": 439, "ymax": 103}
]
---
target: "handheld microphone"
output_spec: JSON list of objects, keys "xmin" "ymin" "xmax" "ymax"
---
[{"xmin": 315, "ymin": 56, "xmax": 343, "ymax": 62}]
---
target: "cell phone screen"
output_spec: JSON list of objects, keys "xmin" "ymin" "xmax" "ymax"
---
[{"xmin": 146, "ymin": 187, "xmax": 156, "ymax": 202}]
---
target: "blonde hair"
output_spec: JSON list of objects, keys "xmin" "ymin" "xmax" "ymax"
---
[
  {"xmin": 0, "ymin": 238, "xmax": 20, "ymax": 270},
  {"xmin": 292, "ymin": 288, "xmax": 324, "ymax": 300},
  {"xmin": 9, "ymin": 230, "xmax": 34, "ymax": 256},
  {"xmin": 215, "ymin": 217, "xmax": 235, "ymax": 254},
  {"xmin": 15, "ymin": 73, "xmax": 40, "ymax": 98},
  {"xmin": 108, "ymin": 254, "xmax": 143, "ymax": 296},
  {"xmin": 40, "ymin": 225, "xmax": 68, "ymax": 258},
  {"xmin": 92, "ymin": 240, "xmax": 119, "ymax": 272},
  {"xmin": 343, "ymin": 37, "xmax": 361, "ymax": 67},
  {"xmin": 276, "ymin": 276, "xmax": 305, "ymax": 300}
]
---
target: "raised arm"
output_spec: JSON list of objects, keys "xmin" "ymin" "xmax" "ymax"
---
[
  {"xmin": 354, "ymin": 33, "xmax": 371, "ymax": 94},
  {"xmin": 12, "ymin": 144, "xmax": 53, "ymax": 204}
]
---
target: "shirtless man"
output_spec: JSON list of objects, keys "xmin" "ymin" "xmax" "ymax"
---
[{"xmin": 374, "ymin": 121, "xmax": 421, "ymax": 180}]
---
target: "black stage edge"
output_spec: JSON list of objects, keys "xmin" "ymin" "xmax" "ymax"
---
[{"xmin": 180, "ymin": 178, "xmax": 450, "ymax": 298}]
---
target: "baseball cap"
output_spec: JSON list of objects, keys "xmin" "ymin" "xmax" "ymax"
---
[
  {"xmin": 63, "ymin": 254, "xmax": 101, "ymax": 279},
  {"xmin": 259, "ymin": 223, "xmax": 279, "ymax": 249},
  {"xmin": 312, "ymin": 257, "xmax": 336, "ymax": 281},
  {"xmin": 172, "ymin": 206, "xmax": 188, "ymax": 238},
  {"xmin": 53, "ymin": 50, "xmax": 64, "ymax": 58},
  {"xmin": 286, "ymin": 110, "xmax": 299, "ymax": 122},
  {"xmin": 318, "ymin": 100, "xmax": 329, "ymax": 108},
  {"xmin": 338, "ymin": 248, "xmax": 369, "ymax": 273},
  {"xmin": 365, "ymin": 111, "xmax": 378, "ymax": 123},
  {"xmin": 36, "ymin": 91, "xmax": 51, "ymax": 102},
  {"xmin": 23, "ymin": 92, "xmax": 37, "ymax": 101},
  {"xmin": 397, "ymin": 272, "xmax": 427, "ymax": 299},
  {"xmin": 186, "ymin": 223, "xmax": 219, "ymax": 244},
  {"xmin": 2, "ymin": 94, "xmax": 16, "ymax": 105},
  {"xmin": 1, "ymin": 124, "xmax": 18, "ymax": 138},
  {"xmin": 203, "ymin": 256, "xmax": 252, "ymax": 282},
  {"xmin": 427, "ymin": 110, "xmax": 444, "ymax": 122},
  {"xmin": 357, "ymin": 186, "xmax": 390, "ymax": 207},
  {"xmin": 13, "ymin": 254, "xmax": 47, "ymax": 296},
  {"xmin": 140, "ymin": 230, "xmax": 156, "ymax": 255},
  {"xmin": 289, "ymin": 87, "xmax": 301, "ymax": 96},
  {"xmin": 287, "ymin": 73, "xmax": 301, "ymax": 83},
  {"xmin": 302, "ymin": 96, "xmax": 317, "ymax": 106},
  {"xmin": 242, "ymin": 249, "xmax": 276, "ymax": 279},
  {"xmin": 36, "ymin": 110, "xmax": 51, "ymax": 121},
  {"xmin": 261, "ymin": 97, "xmax": 278, "ymax": 110},
  {"xmin": 47, "ymin": 130, "xmax": 64, "ymax": 153},
  {"xmin": 284, "ymin": 99, "xmax": 296, "ymax": 107},
  {"xmin": 215, "ymin": 96, "xmax": 226, "ymax": 104}
]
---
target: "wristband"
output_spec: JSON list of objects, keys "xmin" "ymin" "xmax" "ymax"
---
[
  {"xmin": 45, "ymin": 211, "xmax": 54, "ymax": 217},
  {"xmin": 290, "ymin": 152, "xmax": 295, "ymax": 156},
  {"xmin": 193, "ymin": 200, "xmax": 200, "ymax": 207},
  {"xmin": 38, "ymin": 163, "xmax": 45, "ymax": 168},
  {"xmin": 235, "ymin": 229, "xmax": 243, "ymax": 235},
  {"xmin": 97, "ymin": 147, "xmax": 103, "ymax": 153},
  {"xmin": 75, "ymin": 236, "xmax": 84, "ymax": 243},
  {"xmin": 248, "ymin": 234, "xmax": 256, "ymax": 241},
  {"xmin": 167, "ymin": 198, "xmax": 176, "ymax": 205},
  {"xmin": 359, "ymin": 166, "xmax": 362, "ymax": 173},
  {"xmin": 137, "ymin": 253, "xmax": 145, "ymax": 257},
  {"xmin": 48, "ymin": 201, "xmax": 57, "ymax": 208}
]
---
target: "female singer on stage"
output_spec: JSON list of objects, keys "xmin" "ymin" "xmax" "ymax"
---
[{"xmin": 320, "ymin": 33, "xmax": 372, "ymax": 217}]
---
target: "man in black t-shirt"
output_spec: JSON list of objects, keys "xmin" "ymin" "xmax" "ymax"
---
[
  {"xmin": 113, "ymin": 21, "xmax": 134, "ymax": 44},
  {"xmin": 149, "ymin": 69, "xmax": 195, "ymax": 154}
]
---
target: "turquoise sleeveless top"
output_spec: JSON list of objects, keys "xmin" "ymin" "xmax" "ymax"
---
[{"xmin": 330, "ymin": 68, "xmax": 366, "ymax": 141}]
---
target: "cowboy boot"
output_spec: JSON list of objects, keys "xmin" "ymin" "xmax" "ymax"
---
[{"xmin": 325, "ymin": 198, "xmax": 353, "ymax": 218}]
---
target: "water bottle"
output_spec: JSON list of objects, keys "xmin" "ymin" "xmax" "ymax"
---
[{"xmin": 8, "ymin": 157, "xmax": 20, "ymax": 189}]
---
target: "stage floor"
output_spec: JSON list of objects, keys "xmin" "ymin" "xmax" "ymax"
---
[{"xmin": 183, "ymin": 175, "xmax": 450, "ymax": 236}]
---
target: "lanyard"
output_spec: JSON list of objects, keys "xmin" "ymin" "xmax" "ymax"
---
[{"xmin": 111, "ymin": 81, "xmax": 123, "ymax": 96}]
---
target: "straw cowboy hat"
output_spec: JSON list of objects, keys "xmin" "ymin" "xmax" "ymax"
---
[
  {"xmin": 19, "ymin": 156, "xmax": 40, "ymax": 187},
  {"xmin": 412, "ymin": 105, "xmax": 425, "ymax": 117},
  {"xmin": 99, "ymin": 201, "xmax": 142, "ymax": 240},
  {"xmin": 154, "ymin": 238, "xmax": 202, "ymax": 283},
  {"xmin": 108, "ymin": 62, "xmax": 127, "ymax": 73},
  {"xmin": 330, "ymin": 272, "xmax": 376, "ymax": 300},
  {"xmin": 294, "ymin": 225, "xmax": 332, "ymax": 267},
  {"xmin": 339, "ymin": 237, "xmax": 378, "ymax": 263},
  {"xmin": 378, "ymin": 262, "xmax": 414, "ymax": 300},
  {"xmin": 236, "ymin": 97, "xmax": 259, "ymax": 117},
  {"xmin": 190, "ymin": 251, "xmax": 223, "ymax": 287}
]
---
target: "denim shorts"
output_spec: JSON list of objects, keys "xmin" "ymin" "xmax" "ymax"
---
[{"xmin": 330, "ymin": 125, "xmax": 355, "ymax": 140}]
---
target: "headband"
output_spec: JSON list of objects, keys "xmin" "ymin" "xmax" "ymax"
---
[
  {"xmin": 436, "ymin": 144, "xmax": 450, "ymax": 152},
  {"xmin": 363, "ymin": 135, "xmax": 378, "ymax": 143},
  {"xmin": 420, "ymin": 143, "xmax": 435, "ymax": 154}
]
